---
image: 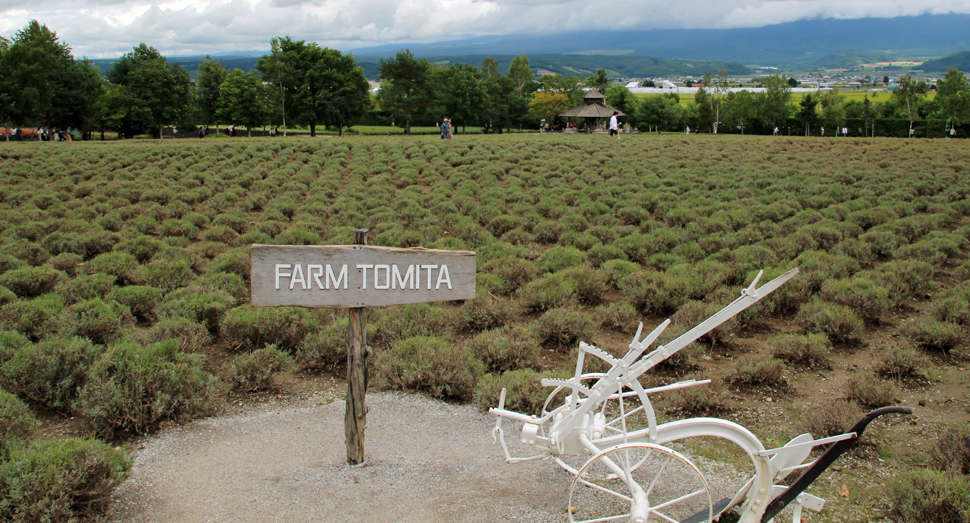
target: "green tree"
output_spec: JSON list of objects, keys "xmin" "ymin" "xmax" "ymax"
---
[
  {"xmin": 529, "ymin": 91, "xmax": 571, "ymax": 127},
  {"xmin": 256, "ymin": 37, "xmax": 293, "ymax": 136},
  {"xmin": 636, "ymin": 93, "xmax": 682, "ymax": 133},
  {"xmin": 106, "ymin": 43, "xmax": 192, "ymax": 138},
  {"xmin": 798, "ymin": 93, "xmax": 818, "ymax": 136},
  {"xmin": 259, "ymin": 38, "xmax": 369, "ymax": 137},
  {"xmin": 820, "ymin": 87, "xmax": 847, "ymax": 136},
  {"xmin": 701, "ymin": 70, "xmax": 730, "ymax": 133},
  {"xmin": 194, "ymin": 56, "xmax": 227, "ymax": 132},
  {"xmin": 935, "ymin": 68, "xmax": 970, "ymax": 128},
  {"xmin": 93, "ymin": 83, "xmax": 127, "ymax": 140},
  {"xmin": 0, "ymin": 20, "xmax": 102, "ymax": 135},
  {"xmin": 217, "ymin": 69, "xmax": 271, "ymax": 137},
  {"xmin": 586, "ymin": 68, "xmax": 609, "ymax": 93},
  {"xmin": 757, "ymin": 74, "xmax": 793, "ymax": 131},
  {"xmin": 605, "ymin": 84, "xmax": 639, "ymax": 128},
  {"xmin": 536, "ymin": 74, "xmax": 585, "ymax": 106},
  {"xmin": 440, "ymin": 63, "xmax": 486, "ymax": 134},
  {"xmin": 481, "ymin": 68, "xmax": 529, "ymax": 133},
  {"xmin": 508, "ymin": 55, "xmax": 535, "ymax": 95},
  {"xmin": 723, "ymin": 90, "xmax": 755, "ymax": 134},
  {"xmin": 892, "ymin": 75, "xmax": 928, "ymax": 137},
  {"xmin": 376, "ymin": 49, "xmax": 431, "ymax": 134}
]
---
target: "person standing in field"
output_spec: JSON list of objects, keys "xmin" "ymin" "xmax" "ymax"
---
[
  {"xmin": 609, "ymin": 111, "xmax": 620, "ymax": 139},
  {"xmin": 447, "ymin": 119, "xmax": 453, "ymax": 139},
  {"xmin": 820, "ymin": 126, "xmax": 824, "ymax": 137},
  {"xmin": 685, "ymin": 125, "xmax": 690, "ymax": 135}
]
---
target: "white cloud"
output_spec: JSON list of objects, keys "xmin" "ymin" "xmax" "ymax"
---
[{"xmin": 0, "ymin": 0, "xmax": 968, "ymax": 57}]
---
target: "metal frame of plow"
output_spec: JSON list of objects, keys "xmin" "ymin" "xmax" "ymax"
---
[{"xmin": 490, "ymin": 268, "xmax": 913, "ymax": 523}]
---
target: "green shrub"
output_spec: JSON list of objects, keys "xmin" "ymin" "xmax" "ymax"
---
[
  {"xmin": 0, "ymin": 437, "xmax": 131, "ymax": 522},
  {"xmin": 371, "ymin": 303, "xmax": 453, "ymax": 345},
  {"xmin": 0, "ymin": 294, "xmax": 65, "ymax": 341},
  {"xmin": 873, "ymin": 344, "xmax": 925, "ymax": 380},
  {"xmin": 109, "ymin": 285, "xmax": 164, "ymax": 321},
  {"xmin": 532, "ymin": 306, "xmax": 596, "ymax": 350},
  {"xmin": 929, "ymin": 424, "xmax": 970, "ymax": 475},
  {"xmin": 929, "ymin": 285, "xmax": 970, "ymax": 326},
  {"xmin": 665, "ymin": 378, "xmax": 734, "ymax": 416},
  {"xmin": 0, "ymin": 286, "xmax": 14, "ymax": 307},
  {"xmin": 226, "ymin": 345, "xmax": 295, "ymax": 391},
  {"xmin": 56, "ymin": 299, "xmax": 134, "ymax": 346},
  {"xmin": 157, "ymin": 289, "xmax": 237, "ymax": 333},
  {"xmin": 889, "ymin": 468, "xmax": 970, "ymax": 523},
  {"xmin": 75, "ymin": 340, "xmax": 219, "ymax": 437},
  {"xmin": 517, "ymin": 272, "xmax": 577, "ymax": 312},
  {"xmin": 796, "ymin": 299, "xmax": 864, "ymax": 343},
  {"xmin": 473, "ymin": 369, "xmax": 556, "ymax": 415},
  {"xmin": 560, "ymin": 265, "xmax": 609, "ymax": 306},
  {"xmin": 0, "ymin": 390, "xmax": 38, "ymax": 454},
  {"xmin": 0, "ymin": 336, "xmax": 102, "ymax": 412},
  {"xmin": 208, "ymin": 246, "xmax": 252, "ymax": 281},
  {"xmin": 0, "ymin": 265, "xmax": 62, "ymax": 298},
  {"xmin": 53, "ymin": 273, "xmax": 115, "ymax": 305},
  {"xmin": 48, "ymin": 252, "xmax": 81, "ymax": 276},
  {"xmin": 299, "ymin": 318, "xmax": 348, "ymax": 370},
  {"xmin": 372, "ymin": 336, "xmax": 483, "ymax": 401},
  {"xmin": 219, "ymin": 305, "xmax": 313, "ymax": 352},
  {"xmin": 456, "ymin": 295, "xmax": 515, "ymax": 332},
  {"xmin": 470, "ymin": 325, "xmax": 540, "ymax": 373},
  {"xmin": 818, "ymin": 277, "xmax": 891, "ymax": 324},
  {"xmin": 618, "ymin": 269, "xmax": 677, "ymax": 314},
  {"xmin": 483, "ymin": 256, "xmax": 537, "ymax": 296},
  {"xmin": 538, "ymin": 245, "xmax": 586, "ymax": 273},
  {"xmin": 597, "ymin": 301, "xmax": 640, "ymax": 331},
  {"xmin": 114, "ymin": 234, "xmax": 162, "ymax": 263},
  {"xmin": 770, "ymin": 333, "xmax": 831, "ymax": 368},
  {"xmin": 799, "ymin": 399, "xmax": 864, "ymax": 438},
  {"xmin": 728, "ymin": 355, "xmax": 787, "ymax": 388},
  {"xmin": 144, "ymin": 316, "xmax": 210, "ymax": 353},
  {"xmin": 844, "ymin": 373, "xmax": 899, "ymax": 408},
  {"xmin": 901, "ymin": 317, "xmax": 965, "ymax": 353},
  {"xmin": 81, "ymin": 251, "xmax": 141, "ymax": 285},
  {"xmin": 142, "ymin": 257, "xmax": 197, "ymax": 293}
]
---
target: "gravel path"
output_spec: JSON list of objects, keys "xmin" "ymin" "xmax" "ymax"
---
[{"xmin": 110, "ymin": 392, "xmax": 574, "ymax": 523}]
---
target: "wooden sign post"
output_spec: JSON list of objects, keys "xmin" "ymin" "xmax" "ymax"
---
[{"xmin": 251, "ymin": 232, "xmax": 476, "ymax": 464}]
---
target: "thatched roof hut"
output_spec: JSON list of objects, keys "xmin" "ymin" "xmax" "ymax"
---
[{"xmin": 559, "ymin": 90, "xmax": 625, "ymax": 119}]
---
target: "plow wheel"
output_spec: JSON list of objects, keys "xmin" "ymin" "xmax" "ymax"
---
[{"xmin": 568, "ymin": 443, "xmax": 713, "ymax": 523}]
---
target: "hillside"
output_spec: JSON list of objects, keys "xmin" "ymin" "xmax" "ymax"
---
[{"xmin": 921, "ymin": 51, "xmax": 970, "ymax": 72}]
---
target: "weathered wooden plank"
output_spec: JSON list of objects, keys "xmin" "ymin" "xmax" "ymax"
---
[{"xmin": 251, "ymin": 244, "xmax": 476, "ymax": 308}]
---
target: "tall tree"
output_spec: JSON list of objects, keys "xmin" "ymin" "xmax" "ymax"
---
[
  {"xmin": 217, "ymin": 69, "xmax": 271, "ymax": 137},
  {"xmin": 440, "ymin": 63, "xmax": 486, "ymax": 135},
  {"xmin": 723, "ymin": 90, "xmax": 755, "ymax": 134},
  {"xmin": 798, "ymin": 93, "xmax": 818, "ymax": 136},
  {"xmin": 107, "ymin": 43, "xmax": 192, "ymax": 138},
  {"xmin": 0, "ymin": 20, "xmax": 101, "ymax": 135},
  {"xmin": 376, "ymin": 49, "xmax": 431, "ymax": 134},
  {"xmin": 586, "ymin": 68, "xmax": 609, "ymax": 93},
  {"xmin": 819, "ymin": 86, "xmax": 846, "ymax": 136},
  {"xmin": 257, "ymin": 38, "xmax": 369, "ymax": 137},
  {"xmin": 605, "ymin": 84, "xmax": 638, "ymax": 128},
  {"xmin": 757, "ymin": 74, "xmax": 793, "ymax": 131},
  {"xmin": 529, "ymin": 91, "xmax": 571, "ymax": 127},
  {"xmin": 701, "ymin": 70, "xmax": 730, "ymax": 133},
  {"xmin": 194, "ymin": 56, "xmax": 227, "ymax": 132},
  {"xmin": 508, "ymin": 55, "xmax": 535, "ymax": 95},
  {"xmin": 256, "ymin": 37, "xmax": 292, "ymax": 136},
  {"xmin": 935, "ymin": 68, "xmax": 970, "ymax": 128},
  {"xmin": 892, "ymin": 75, "xmax": 928, "ymax": 137}
]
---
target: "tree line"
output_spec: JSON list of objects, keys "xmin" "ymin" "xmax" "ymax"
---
[{"xmin": 2, "ymin": 20, "xmax": 968, "ymax": 140}]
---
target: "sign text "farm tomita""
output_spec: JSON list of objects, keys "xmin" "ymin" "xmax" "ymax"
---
[
  {"xmin": 274, "ymin": 263, "xmax": 455, "ymax": 291},
  {"xmin": 251, "ymin": 244, "xmax": 476, "ymax": 308}
]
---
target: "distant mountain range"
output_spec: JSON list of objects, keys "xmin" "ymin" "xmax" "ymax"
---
[{"xmin": 88, "ymin": 14, "xmax": 970, "ymax": 80}]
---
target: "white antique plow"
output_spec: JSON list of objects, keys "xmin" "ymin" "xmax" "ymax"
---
[{"xmin": 490, "ymin": 268, "xmax": 912, "ymax": 523}]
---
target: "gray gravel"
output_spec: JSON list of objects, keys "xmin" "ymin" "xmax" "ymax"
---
[
  {"xmin": 110, "ymin": 391, "xmax": 751, "ymax": 523},
  {"xmin": 110, "ymin": 392, "xmax": 574, "ymax": 523}
]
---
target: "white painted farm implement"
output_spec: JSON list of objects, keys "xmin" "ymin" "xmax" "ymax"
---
[{"xmin": 490, "ymin": 268, "xmax": 912, "ymax": 523}]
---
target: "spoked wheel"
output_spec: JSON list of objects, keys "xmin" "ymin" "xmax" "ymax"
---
[
  {"xmin": 544, "ymin": 374, "xmax": 655, "ymax": 476},
  {"xmin": 568, "ymin": 443, "xmax": 713, "ymax": 523}
]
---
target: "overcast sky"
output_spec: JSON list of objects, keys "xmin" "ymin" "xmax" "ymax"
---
[{"xmin": 2, "ymin": 0, "xmax": 968, "ymax": 58}]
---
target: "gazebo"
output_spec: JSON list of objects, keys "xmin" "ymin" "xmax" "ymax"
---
[{"xmin": 559, "ymin": 90, "xmax": 625, "ymax": 132}]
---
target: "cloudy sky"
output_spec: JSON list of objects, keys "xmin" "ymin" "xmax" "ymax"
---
[{"xmin": 2, "ymin": 0, "xmax": 968, "ymax": 58}]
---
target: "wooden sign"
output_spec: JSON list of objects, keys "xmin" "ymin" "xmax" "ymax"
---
[{"xmin": 251, "ymin": 244, "xmax": 477, "ymax": 308}]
